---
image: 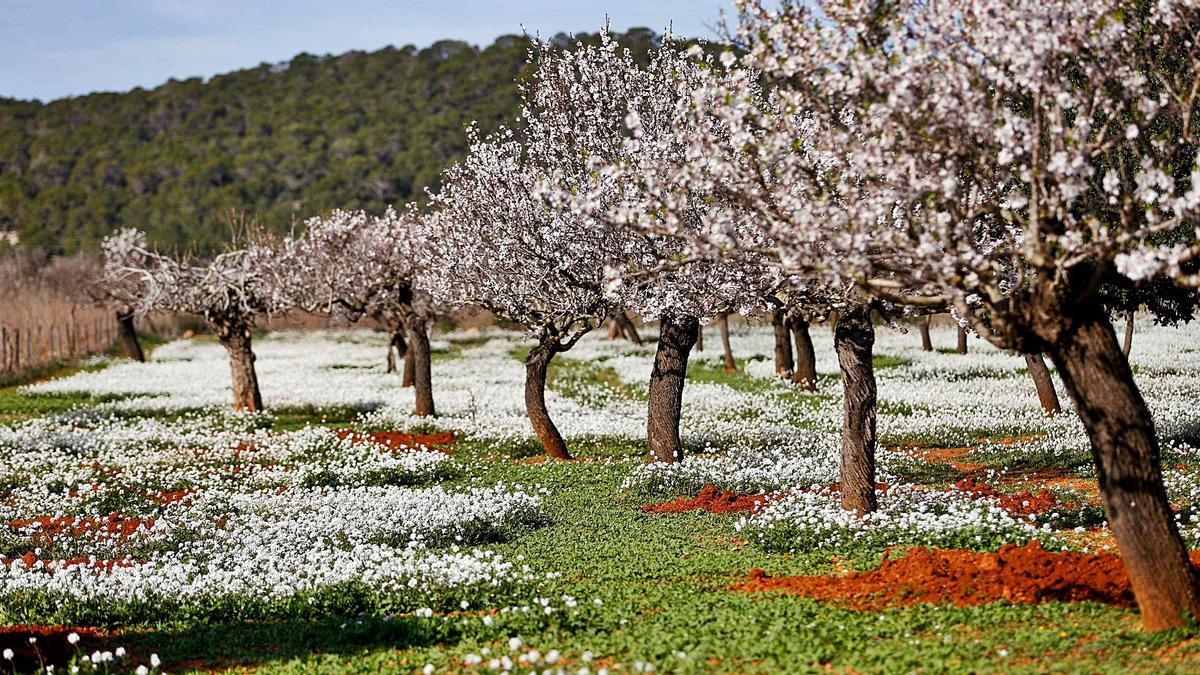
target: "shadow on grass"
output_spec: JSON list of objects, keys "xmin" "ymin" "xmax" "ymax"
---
[{"xmin": 114, "ymin": 615, "xmax": 444, "ymax": 673}]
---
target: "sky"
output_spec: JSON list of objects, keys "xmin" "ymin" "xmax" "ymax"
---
[{"xmin": 0, "ymin": 0, "xmax": 729, "ymax": 102}]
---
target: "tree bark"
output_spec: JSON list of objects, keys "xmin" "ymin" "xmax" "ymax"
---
[
  {"xmin": 772, "ymin": 310, "xmax": 794, "ymax": 375},
  {"xmin": 647, "ymin": 314, "xmax": 699, "ymax": 463},
  {"xmin": 616, "ymin": 312, "xmax": 643, "ymax": 345},
  {"xmin": 918, "ymin": 316, "xmax": 933, "ymax": 352},
  {"xmin": 1123, "ymin": 310, "xmax": 1135, "ymax": 357},
  {"xmin": 386, "ymin": 327, "xmax": 407, "ymax": 374},
  {"xmin": 525, "ymin": 340, "xmax": 572, "ymax": 460},
  {"xmin": 1023, "ymin": 353, "xmax": 1061, "ymax": 415},
  {"xmin": 402, "ymin": 339, "xmax": 416, "ymax": 388},
  {"xmin": 695, "ymin": 323, "xmax": 704, "ymax": 352},
  {"xmin": 116, "ymin": 310, "xmax": 145, "ymax": 362},
  {"xmin": 791, "ymin": 316, "xmax": 817, "ymax": 391},
  {"xmin": 606, "ymin": 319, "xmax": 621, "ymax": 340},
  {"xmin": 717, "ymin": 313, "xmax": 737, "ymax": 372},
  {"xmin": 214, "ymin": 318, "xmax": 263, "ymax": 412},
  {"xmin": 956, "ymin": 324, "xmax": 969, "ymax": 354},
  {"xmin": 1045, "ymin": 310, "xmax": 1200, "ymax": 630},
  {"xmin": 403, "ymin": 315, "xmax": 435, "ymax": 417},
  {"xmin": 834, "ymin": 304, "xmax": 877, "ymax": 516}
]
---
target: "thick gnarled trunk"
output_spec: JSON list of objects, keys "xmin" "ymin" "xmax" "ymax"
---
[
  {"xmin": 834, "ymin": 304, "xmax": 877, "ymax": 516},
  {"xmin": 772, "ymin": 310, "xmax": 794, "ymax": 375},
  {"xmin": 1045, "ymin": 309, "xmax": 1200, "ymax": 630},
  {"xmin": 647, "ymin": 314, "xmax": 699, "ymax": 463},
  {"xmin": 1023, "ymin": 353, "xmax": 1061, "ymax": 415},
  {"xmin": 791, "ymin": 316, "xmax": 817, "ymax": 391},
  {"xmin": 116, "ymin": 310, "xmax": 145, "ymax": 362},
  {"xmin": 214, "ymin": 318, "xmax": 263, "ymax": 412},
  {"xmin": 403, "ymin": 315, "xmax": 435, "ymax": 417},
  {"xmin": 718, "ymin": 313, "xmax": 737, "ymax": 372},
  {"xmin": 525, "ymin": 340, "xmax": 572, "ymax": 460},
  {"xmin": 918, "ymin": 316, "xmax": 933, "ymax": 352}
]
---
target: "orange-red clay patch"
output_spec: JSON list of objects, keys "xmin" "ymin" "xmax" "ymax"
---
[
  {"xmin": 334, "ymin": 429, "xmax": 456, "ymax": 453},
  {"xmin": 0, "ymin": 625, "xmax": 108, "ymax": 670},
  {"xmin": 735, "ymin": 541, "xmax": 1200, "ymax": 610},
  {"xmin": 952, "ymin": 477, "xmax": 1065, "ymax": 517},
  {"xmin": 9, "ymin": 515, "xmax": 155, "ymax": 547},
  {"xmin": 2, "ymin": 552, "xmax": 138, "ymax": 571},
  {"xmin": 643, "ymin": 484, "xmax": 774, "ymax": 515}
]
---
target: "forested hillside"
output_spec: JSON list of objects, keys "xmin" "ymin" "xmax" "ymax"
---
[{"xmin": 0, "ymin": 28, "xmax": 657, "ymax": 254}]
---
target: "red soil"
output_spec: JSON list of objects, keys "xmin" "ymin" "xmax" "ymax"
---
[
  {"xmin": 1, "ymin": 552, "xmax": 137, "ymax": 572},
  {"xmin": 952, "ymin": 476, "xmax": 1065, "ymax": 517},
  {"xmin": 9, "ymin": 515, "xmax": 155, "ymax": 547},
  {"xmin": 735, "ymin": 541, "xmax": 1200, "ymax": 610},
  {"xmin": 642, "ymin": 484, "xmax": 774, "ymax": 515},
  {"xmin": 144, "ymin": 487, "xmax": 198, "ymax": 505},
  {"xmin": 0, "ymin": 625, "xmax": 107, "ymax": 670},
  {"xmin": 334, "ymin": 429, "xmax": 456, "ymax": 453}
]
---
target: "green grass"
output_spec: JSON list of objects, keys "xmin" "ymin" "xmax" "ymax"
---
[
  {"xmin": 5, "ymin": 335, "xmax": 1199, "ymax": 673},
  {"xmin": 77, "ymin": 455, "xmax": 1200, "ymax": 673}
]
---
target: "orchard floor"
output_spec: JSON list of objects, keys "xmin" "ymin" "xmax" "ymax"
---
[{"xmin": 4, "ymin": 321, "xmax": 1200, "ymax": 673}]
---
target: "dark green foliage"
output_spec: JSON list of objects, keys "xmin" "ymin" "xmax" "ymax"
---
[{"xmin": 0, "ymin": 29, "xmax": 660, "ymax": 254}]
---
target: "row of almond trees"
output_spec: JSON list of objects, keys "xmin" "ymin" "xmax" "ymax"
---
[{"xmin": 100, "ymin": 0, "xmax": 1200, "ymax": 629}]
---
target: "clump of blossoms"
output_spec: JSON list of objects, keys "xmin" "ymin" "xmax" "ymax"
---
[
  {"xmin": 737, "ymin": 485, "xmax": 1049, "ymax": 555},
  {"xmin": 0, "ymin": 414, "xmax": 548, "ymax": 623}
]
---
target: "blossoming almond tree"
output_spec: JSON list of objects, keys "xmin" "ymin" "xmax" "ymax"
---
[
  {"xmin": 537, "ymin": 30, "xmax": 781, "ymax": 463},
  {"xmin": 646, "ymin": 0, "xmax": 1200, "ymax": 628},
  {"xmin": 424, "ymin": 127, "xmax": 616, "ymax": 460},
  {"xmin": 280, "ymin": 207, "xmax": 439, "ymax": 416},
  {"xmin": 102, "ymin": 228, "xmax": 291, "ymax": 411}
]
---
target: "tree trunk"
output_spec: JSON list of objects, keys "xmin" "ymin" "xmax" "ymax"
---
[
  {"xmin": 647, "ymin": 314, "xmax": 699, "ymax": 463},
  {"xmin": 956, "ymin": 324, "xmax": 969, "ymax": 354},
  {"xmin": 918, "ymin": 316, "xmax": 933, "ymax": 352},
  {"xmin": 1123, "ymin": 310, "xmax": 1135, "ymax": 357},
  {"xmin": 695, "ymin": 324, "xmax": 704, "ymax": 352},
  {"xmin": 1044, "ymin": 310, "xmax": 1200, "ymax": 630},
  {"xmin": 834, "ymin": 304, "xmax": 877, "ymax": 516},
  {"xmin": 215, "ymin": 318, "xmax": 263, "ymax": 412},
  {"xmin": 1023, "ymin": 353, "xmax": 1061, "ymax": 415},
  {"xmin": 791, "ymin": 316, "xmax": 818, "ymax": 391},
  {"xmin": 402, "ymin": 339, "xmax": 416, "ymax": 387},
  {"xmin": 606, "ymin": 319, "xmax": 621, "ymax": 340},
  {"xmin": 403, "ymin": 316, "xmax": 435, "ymax": 417},
  {"xmin": 116, "ymin": 310, "xmax": 145, "ymax": 362},
  {"xmin": 525, "ymin": 340, "xmax": 572, "ymax": 460},
  {"xmin": 386, "ymin": 327, "xmax": 407, "ymax": 374},
  {"xmin": 772, "ymin": 310, "xmax": 794, "ymax": 375},
  {"xmin": 617, "ymin": 312, "xmax": 643, "ymax": 345},
  {"xmin": 717, "ymin": 313, "xmax": 736, "ymax": 372}
]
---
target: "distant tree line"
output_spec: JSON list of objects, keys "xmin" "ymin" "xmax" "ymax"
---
[{"xmin": 0, "ymin": 28, "xmax": 661, "ymax": 254}]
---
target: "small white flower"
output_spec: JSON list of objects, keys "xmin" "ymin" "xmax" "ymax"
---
[
  {"xmin": 3, "ymin": 649, "xmax": 13, "ymax": 660},
  {"xmin": 150, "ymin": 654, "xmax": 161, "ymax": 668},
  {"xmin": 136, "ymin": 666, "xmax": 149, "ymax": 675},
  {"xmin": 67, "ymin": 633, "xmax": 80, "ymax": 645}
]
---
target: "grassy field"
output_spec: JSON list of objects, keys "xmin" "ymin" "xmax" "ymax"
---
[{"xmin": 2, "ymin": 324, "xmax": 1200, "ymax": 673}]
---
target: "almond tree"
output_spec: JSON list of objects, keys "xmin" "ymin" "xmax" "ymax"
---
[
  {"xmin": 280, "ymin": 207, "xmax": 438, "ymax": 416},
  {"xmin": 423, "ymin": 128, "xmax": 615, "ymax": 460},
  {"xmin": 537, "ymin": 31, "xmax": 781, "ymax": 463},
  {"xmin": 642, "ymin": 0, "xmax": 1200, "ymax": 629},
  {"xmin": 102, "ymin": 228, "xmax": 290, "ymax": 411}
]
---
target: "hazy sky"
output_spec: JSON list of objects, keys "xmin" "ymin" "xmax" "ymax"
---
[{"xmin": 0, "ymin": 0, "xmax": 729, "ymax": 102}]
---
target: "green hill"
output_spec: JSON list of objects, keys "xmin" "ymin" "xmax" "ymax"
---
[{"xmin": 0, "ymin": 29, "xmax": 658, "ymax": 254}]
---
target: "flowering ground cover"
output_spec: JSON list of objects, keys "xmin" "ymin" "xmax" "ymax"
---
[{"xmin": 4, "ymin": 322, "xmax": 1200, "ymax": 672}]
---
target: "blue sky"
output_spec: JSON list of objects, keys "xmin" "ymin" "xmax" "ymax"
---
[{"xmin": 0, "ymin": 1, "xmax": 729, "ymax": 102}]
